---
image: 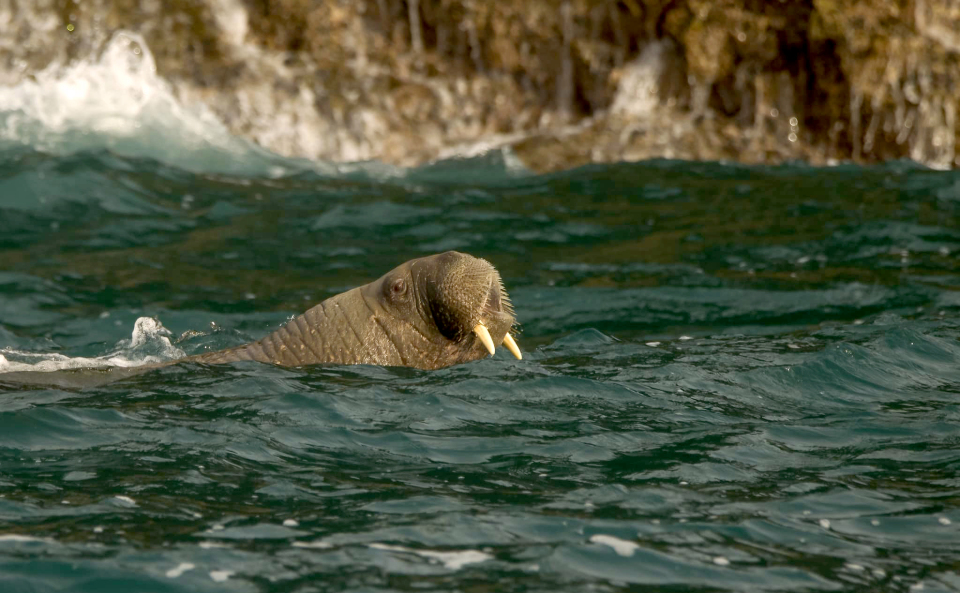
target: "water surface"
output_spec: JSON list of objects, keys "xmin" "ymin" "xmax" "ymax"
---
[{"xmin": 2, "ymin": 148, "xmax": 960, "ymax": 592}]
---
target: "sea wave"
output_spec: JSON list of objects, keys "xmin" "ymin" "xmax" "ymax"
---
[{"xmin": 0, "ymin": 32, "xmax": 336, "ymax": 177}]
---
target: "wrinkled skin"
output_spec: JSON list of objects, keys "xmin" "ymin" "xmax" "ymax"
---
[
  {"xmin": 0, "ymin": 252, "xmax": 519, "ymax": 389},
  {"xmin": 191, "ymin": 251, "xmax": 517, "ymax": 370}
]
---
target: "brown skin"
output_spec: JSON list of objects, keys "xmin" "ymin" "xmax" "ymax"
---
[
  {"xmin": 190, "ymin": 251, "xmax": 517, "ymax": 370},
  {"xmin": 0, "ymin": 252, "xmax": 518, "ymax": 389}
]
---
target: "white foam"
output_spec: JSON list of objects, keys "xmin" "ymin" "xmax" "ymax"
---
[
  {"xmin": 845, "ymin": 563, "xmax": 865, "ymax": 572},
  {"xmin": 0, "ymin": 316, "xmax": 184, "ymax": 373},
  {"xmin": 589, "ymin": 534, "xmax": 639, "ymax": 557},
  {"xmin": 166, "ymin": 563, "xmax": 196, "ymax": 578},
  {"xmin": 0, "ymin": 534, "xmax": 52, "ymax": 543},
  {"xmin": 198, "ymin": 541, "xmax": 230, "ymax": 549},
  {"xmin": 417, "ymin": 549, "xmax": 492, "ymax": 570},
  {"xmin": 209, "ymin": 570, "xmax": 234, "ymax": 582},
  {"xmin": 292, "ymin": 540, "xmax": 333, "ymax": 549},
  {"xmin": 111, "ymin": 495, "xmax": 137, "ymax": 507},
  {"xmin": 0, "ymin": 32, "xmax": 294, "ymax": 176},
  {"xmin": 369, "ymin": 543, "xmax": 492, "ymax": 570}
]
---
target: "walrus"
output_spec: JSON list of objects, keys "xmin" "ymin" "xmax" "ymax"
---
[
  {"xmin": 190, "ymin": 250, "xmax": 521, "ymax": 369},
  {"xmin": 0, "ymin": 251, "xmax": 521, "ymax": 389}
]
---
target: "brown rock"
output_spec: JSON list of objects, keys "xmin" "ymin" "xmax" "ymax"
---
[{"xmin": 0, "ymin": 0, "xmax": 958, "ymax": 170}]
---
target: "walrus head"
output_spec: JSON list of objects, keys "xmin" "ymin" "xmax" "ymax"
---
[
  {"xmin": 195, "ymin": 251, "xmax": 520, "ymax": 370},
  {"xmin": 355, "ymin": 250, "xmax": 519, "ymax": 368}
]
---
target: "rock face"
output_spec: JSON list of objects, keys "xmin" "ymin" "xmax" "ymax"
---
[{"xmin": 1, "ymin": 0, "xmax": 959, "ymax": 171}]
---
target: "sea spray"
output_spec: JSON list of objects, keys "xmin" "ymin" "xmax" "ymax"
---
[
  {"xmin": 0, "ymin": 317, "xmax": 184, "ymax": 373},
  {"xmin": 0, "ymin": 32, "xmax": 299, "ymax": 176}
]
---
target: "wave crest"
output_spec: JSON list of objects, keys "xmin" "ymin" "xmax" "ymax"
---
[{"xmin": 0, "ymin": 32, "xmax": 298, "ymax": 176}]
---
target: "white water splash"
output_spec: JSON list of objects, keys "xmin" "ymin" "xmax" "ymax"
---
[
  {"xmin": 0, "ymin": 32, "xmax": 296, "ymax": 176},
  {"xmin": 0, "ymin": 316, "xmax": 184, "ymax": 373},
  {"xmin": 611, "ymin": 41, "xmax": 671, "ymax": 119}
]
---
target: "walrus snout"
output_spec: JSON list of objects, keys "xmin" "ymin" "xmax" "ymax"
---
[{"xmin": 417, "ymin": 251, "xmax": 519, "ymax": 361}]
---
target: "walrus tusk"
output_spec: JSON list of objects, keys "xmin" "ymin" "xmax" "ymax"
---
[
  {"xmin": 474, "ymin": 323, "xmax": 495, "ymax": 356},
  {"xmin": 503, "ymin": 333, "xmax": 522, "ymax": 360}
]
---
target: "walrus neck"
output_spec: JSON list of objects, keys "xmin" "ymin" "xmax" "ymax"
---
[{"xmin": 189, "ymin": 287, "xmax": 406, "ymax": 367}]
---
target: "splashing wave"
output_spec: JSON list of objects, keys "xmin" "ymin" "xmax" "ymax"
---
[{"xmin": 0, "ymin": 316, "xmax": 183, "ymax": 373}]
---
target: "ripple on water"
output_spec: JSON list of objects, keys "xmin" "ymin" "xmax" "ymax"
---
[{"xmin": 2, "ymin": 153, "xmax": 960, "ymax": 591}]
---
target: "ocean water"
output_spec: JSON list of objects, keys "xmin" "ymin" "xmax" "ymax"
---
[{"xmin": 3, "ymin": 39, "xmax": 960, "ymax": 593}]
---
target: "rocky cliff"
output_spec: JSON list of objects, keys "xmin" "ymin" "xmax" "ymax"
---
[{"xmin": 2, "ymin": 0, "xmax": 959, "ymax": 171}]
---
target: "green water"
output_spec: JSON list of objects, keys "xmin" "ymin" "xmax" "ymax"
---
[{"xmin": 2, "ymin": 148, "xmax": 960, "ymax": 592}]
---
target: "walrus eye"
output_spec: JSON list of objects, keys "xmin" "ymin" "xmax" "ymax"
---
[{"xmin": 390, "ymin": 278, "xmax": 406, "ymax": 297}]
